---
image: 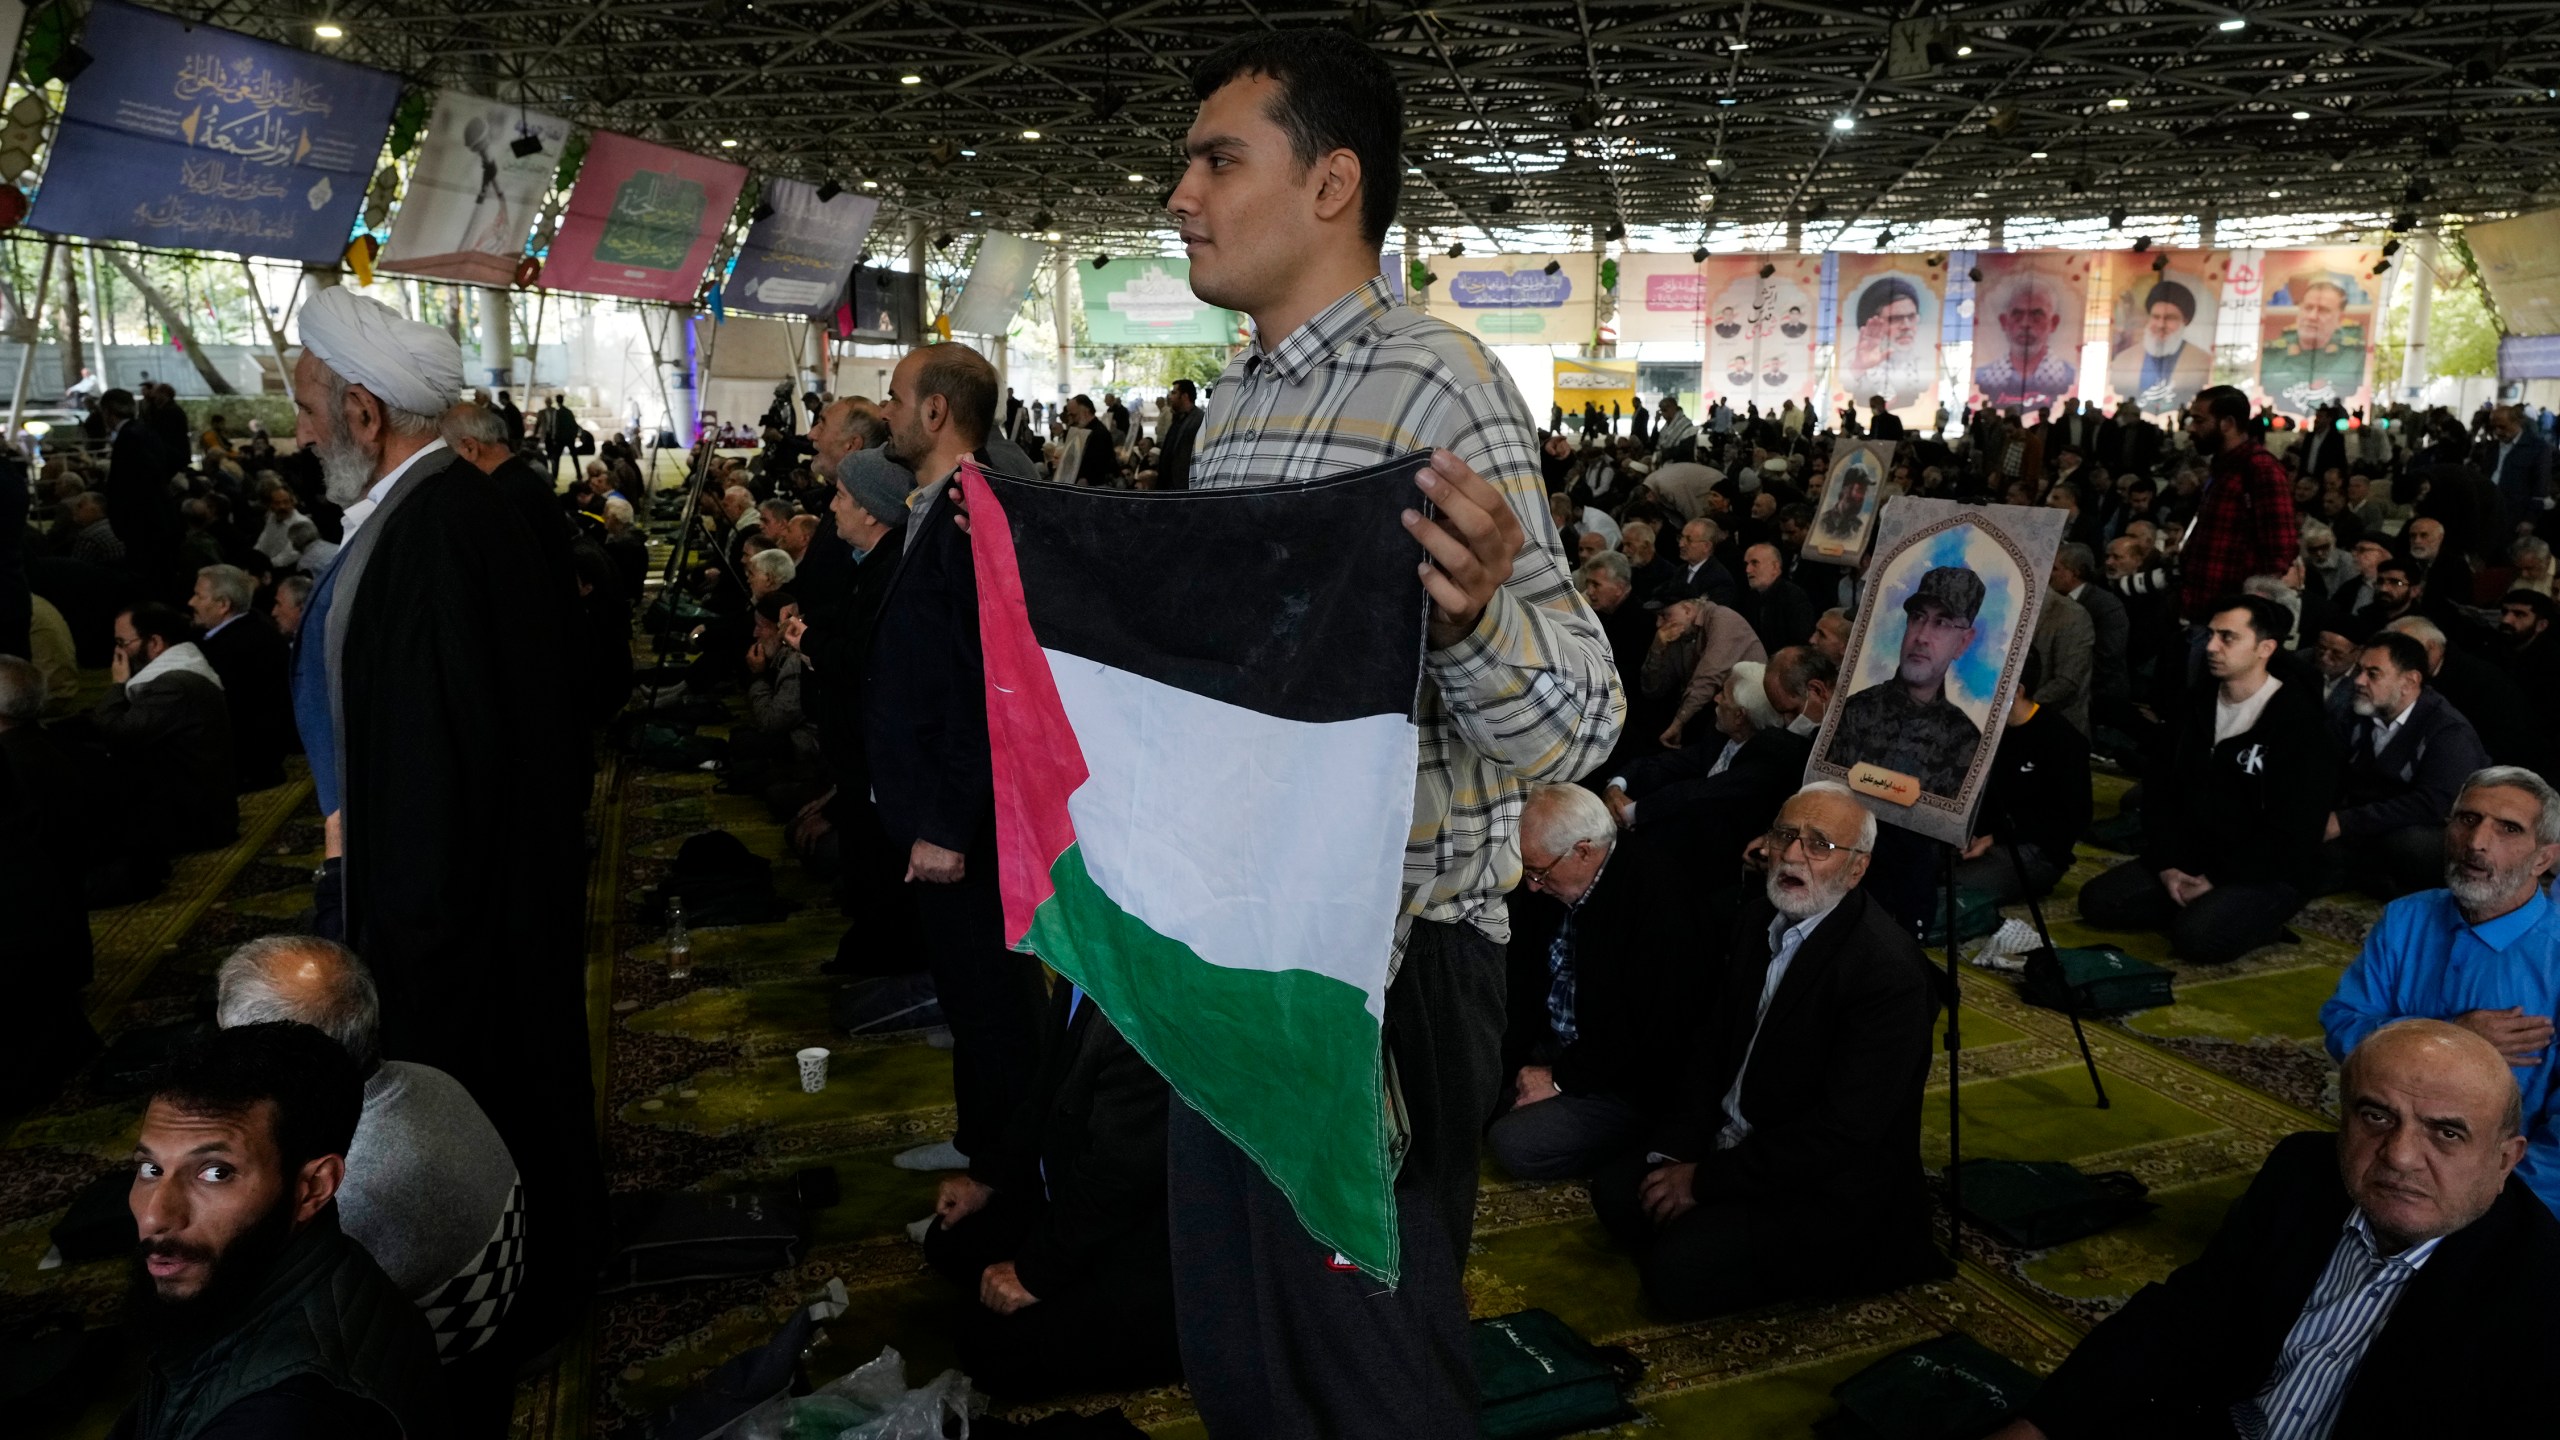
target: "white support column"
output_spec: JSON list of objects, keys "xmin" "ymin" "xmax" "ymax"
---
[
  {"xmin": 479, "ymin": 287, "xmax": 512, "ymax": 389},
  {"xmin": 1052, "ymin": 249, "xmax": 1075, "ymax": 399},
  {"xmin": 2402, "ymin": 233, "xmax": 2438, "ymax": 402}
]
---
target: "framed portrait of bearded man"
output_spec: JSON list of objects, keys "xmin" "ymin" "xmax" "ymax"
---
[
  {"xmin": 1805, "ymin": 439, "xmax": 1896, "ymax": 563},
  {"xmin": 2104, "ymin": 252, "xmax": 2226, "ymax": 416}
]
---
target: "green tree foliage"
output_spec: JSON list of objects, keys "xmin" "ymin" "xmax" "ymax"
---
[{"xmin": 2375, "ymin": 269, "xmax": 2499, "ymax": 385}]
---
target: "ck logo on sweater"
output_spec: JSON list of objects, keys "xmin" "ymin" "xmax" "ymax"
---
[{"xmin": 2236, "ymin": 743, "xmax": 2266, "ymax": 775}]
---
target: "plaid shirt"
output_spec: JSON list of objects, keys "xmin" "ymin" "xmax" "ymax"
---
[
  {"xmin": 1193, "ymin": 276, "xmax": 1625, "ymax": 962},
  {"xmin": 2177, "ymin": 438, "xmax": 2299, "ymax": 621}
]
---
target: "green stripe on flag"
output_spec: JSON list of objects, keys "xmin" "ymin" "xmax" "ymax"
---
[{"xmin": 1024, "ymin": 841, "xmax": 1401, "ymax": 1282}]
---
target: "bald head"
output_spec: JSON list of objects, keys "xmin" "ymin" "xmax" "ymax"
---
[
  {"xmin": 2338, "ymin": 1019, "xmax": 2527, "ymax": 1252},
  {"xmin": 215, "ymin": 935, "xmax": 382, "ymax": 1074}
]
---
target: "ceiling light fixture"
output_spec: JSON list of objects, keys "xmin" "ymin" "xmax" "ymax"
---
[
  {"xmin": 2106, "ymin": 97, "xmax": 2130, "ymax": 110},
  {"xmin": 1127, "ymin": 172, "xmax": 1145, "ymax": 182},
  {"xmin": 2266, "ymin": 188, "xmax": 2284, "ymax": 197},
  {"xmin": 900, "ymin": 73, "xmax": 922, "ymax": 85},
  {"xmin": 860, "ymin": 179, "xmax": 878, "ymax": 189},
  {"xmin": 2218, "ymin": 17, "xmax": 2247, "ymax": 31},
  {"xmin": 959, "ymin": 149, "xmax": 976, "ymax": 157},
  {"xmin": 1020, "ymin": 129, "xmax": 1041, "ymax": 140},
  {"xmin": 2290, "ymin": 109, "xmax": 2311, "ymax": 120},
  {"xmin": 314, "ymin": 22, "xmax": 345, "ymax": 39},
  {"xmin": 2029, "ymin": 149, "xmax": 2049, "ymax": 159},
  {"xmin": 1956, "ymin": 43, "xmax": 1974, "ymax": 57},
  {"xmin": 1043, "ymin": 230, "xmax": 1062, "ymax": 241},
  {"xmin": 1832, "ymin": 115, "xmax": 1855, "ymax": 132},
  {"xmin": 719, "ymin": 138, "xmax": 739, "ymax": 148},
  {"xmin": 1705, "ymin": 157, "xmax": 1724, "ymax": 168},
  {"xmin": 1717, "ymin": 96, "xmax": 1738, "ymax": 107}
]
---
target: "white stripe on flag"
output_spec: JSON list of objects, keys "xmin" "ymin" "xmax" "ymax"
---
[{"xmin": 1045, "ymin": 649, "xmax": 1417, "ymax": 1020}]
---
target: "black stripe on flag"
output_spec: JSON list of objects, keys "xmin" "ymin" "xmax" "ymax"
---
[{"xmin": 986, "ymin": 449, "xmax": 1434, "ymax": 726}]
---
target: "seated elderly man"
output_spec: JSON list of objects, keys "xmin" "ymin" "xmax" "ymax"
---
[
  {"xmin": 189, "ymin": 563, "xmax": 292, "ymax": 791},
  {"xmin": 2379, "ymin": 614, "xmax": 2542, "ymax": 779},
  {"xmin": 1602, "ymin": 659, "xmax": 1807, "ymax": 849},
  {"xmin": 120, "ymin": 1022, "xmax": 447, "ymax": 1438},
  {"xmin": 2326, "ymin": 630, "xmax": 2489, "ymax": 900},
  {"xmin": 1988, "ymin": 1021, "xmax": 2560, "ymax": 1439},
  {"xmin": 89, "ymin": 601, "xmax": 236, "ymax": 855},
  {"xmin": 1491, "ymin": 785, "xmax": 1697, "ymax": 1180},
  {"xmin": 1647, "ymin": 596, "xmax": 1767, "ymax": 750},
  {"xmin": 2321, "ymin": 766, "xmax": 2560, "ymax": 1220},
  {"xmin": 1591, "ymin": 781, "xmax": 1946, "ymax": 1318},
  {"xmin": 1575, "ymin": 550, "xmax": 1652, "ymax": 694},
  {"xmin": 215, "ymin": 936, "xmax": 527, "ymax": 1387}
]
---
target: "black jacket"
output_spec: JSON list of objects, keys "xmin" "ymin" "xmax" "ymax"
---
[
  {"xmin": 1655, "ymin": 556, "xmax": 1741, "ymax": 609},
  {"xmin": 2334, "ymin": 687, "xmax": 2489, "ymax": 839},
  {"xmin": 2429, "ymin": 646, "xmax": 2543, "ymax": 778},
  {"xmin": 1738, "ymin": 578, "xmax": 1816, "ymax": 653},
  {"xmin": 1652, "ymin": 887, "xmax": 1944, "ymax": 1287},
  {"xmin": 93, "ymin": 663, "xmax": 236, "ymax": 854},
  {"xmin": 1979, "ymin": 703, "xmax": 2092, "ymax": 860},
  {"xmin": 198, "ymin": 616, "xmax": 292, "ymax": 792},
  {"xmin": 1501, "ymin": 840, "xmax": 1709, "ymax": 1104},
  {"xmin": 2145, "ymin": 674, "xmax": 2337, "ymax": 891},
  {"xmin": 1154, "ymin": 406, "xmax": 1202, "ymax": 492},
  {"xmin": 802, "ymin": 527, "xmax": 906, "ymax": 788},
  {"xmin": 968, "ymin": 988, "xmax": 1171, "ymax": 1304},
  {"xmin": 2022, "ymin": 1131, "xmax": 2560, "ymax": 1440},
  {"xmin": 1623, "ymin": 724, "xmax": 1813, "ymax": 858},
  {"xmin": 864, "ymin": 477, "xmax": 991, "ymax": 853}
]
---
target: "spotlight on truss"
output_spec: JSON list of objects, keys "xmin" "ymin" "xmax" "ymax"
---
[
  {"xmin": 511, "ymin": 134, "xmax": 544, "ymax": 158},
  {"xmin": 1542, "ymin": 259, "xmax": 1562, "ymax": 275},
  {"xmin": 816, "ymin": 180, "xmax": 843, "ymax": 202}
]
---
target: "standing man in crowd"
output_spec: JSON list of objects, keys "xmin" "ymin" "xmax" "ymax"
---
[
  {"xmin": 1162, "ymin": 28, "xmax": 1622, "ymax": 1433},
  {"xmin": 2178, "ymin": 385, "xmax": 2300, "ymax": 626},
  {"xmin": 288, "ymin": 284, "xmax": 595, "ymax": 1351},
  {"xmin": 1148, "ymin": 377, "xmax": 1203, "ymax": 491}
]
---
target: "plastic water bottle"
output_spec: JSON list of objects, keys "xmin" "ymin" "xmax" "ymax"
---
[{"xmin": 666, "ymin": 896, "xmax": 692, "ymax": 981}]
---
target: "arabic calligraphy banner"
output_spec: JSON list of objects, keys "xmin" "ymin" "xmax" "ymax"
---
[
  {"xmin": 378, "ymin": 89, "xmax": 572, "ymax": 285},
  {"xmin": 29, "ymin": 0, "xmax": 401, "ymax": 263},
  {"xmin": 1554, "ymin": 356, "xmax": 1637, "ymax": 415},
  {"xmin": 725, "ymin": 177, "xmax": 877, "ymax": 318},
  {"xmin": 1702, "ymin": 253, "xmax": 1821, "ymax": 411},
  {"xmin": 946, "ymin": 232, "xmax": 1048, "ymax": 338},
  {"xmin": 1436, "ymin": 254, "xmax": 1596, "ymax": 344},
  {"xmin": 1614, "ymin": 252, "xmax": 1707, "ymax": 344},
  {"xmin": 542, "ymin": 129, "xmax": 747, "ymax": 303},
  {"xmin": 1080, "ymin": 257, "xmax": 1240, "ymax": 345}
]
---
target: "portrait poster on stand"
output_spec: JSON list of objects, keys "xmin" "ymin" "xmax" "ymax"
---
[
  {"xmin": 1808, "ymin": 498, "xmax": 2067, "ymax": 845},
  {"xmin": 1803, "ymin": 439, "xmax": 1895, "ymax": 563},
  {"xmin": 541, "ymin": 130, "xmax": 748, "ymax": 303},
  {"xmin": 1967, "ymin": 251, "xmax": 2093, "ymax": 415},
  {"xmin": 1702, "ymin": 253, "xmax": 1819, "ymax": 411},
  {"xmin": 1831, "ymin": 254, "xmax": 1945, "ymax": 427},
  {"xmin": 378, "ymin": 90, "xmax": 573, "ymax": 284},
  {"xmin": 2101, "ymin": 251, "xmax": 2227, "ymax": 416},
  {"xmin": 2256, "ymin": 247, "xmax": 2383, "ymax": 418}
]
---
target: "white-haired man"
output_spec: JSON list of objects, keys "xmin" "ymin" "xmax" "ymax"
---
[
  {"xmin": 286, "ymin": 284, "xmax": 593, "ymax": 1351},
  {"xmin": 2322, "ymin": 765, "xmax": 2560, "ymax": 1221},
  {"xmin": 1592, "ymin": 780, "xmax": 1946, "ymax": 1317},
  {"xmin": 189, "ymin": 562, "xmax": 291, "ymax": 792}
]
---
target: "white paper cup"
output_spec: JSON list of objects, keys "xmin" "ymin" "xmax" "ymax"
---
[{"xmin": 795, "ymin": 1047, "xmax": 831, "ymax": 1094}]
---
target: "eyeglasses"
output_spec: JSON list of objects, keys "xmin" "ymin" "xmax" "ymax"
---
[
  {"xmin": 1522, "ymin": 841, "xmax": 1583, "ymax": 888},
  {"xmin": 1766, "ymin": 825, "xmax": 1866, "ymax": 860}
]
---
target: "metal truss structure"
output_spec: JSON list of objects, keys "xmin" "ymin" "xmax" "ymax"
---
[{"xmin": 174, "ymin": 1, "xmax": 2560, "ymax": 254}]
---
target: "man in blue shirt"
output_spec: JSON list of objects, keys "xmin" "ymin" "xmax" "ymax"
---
[{"xmin": 2321, "ymin": 765, "xmax": 2560, "ymax": 1217}]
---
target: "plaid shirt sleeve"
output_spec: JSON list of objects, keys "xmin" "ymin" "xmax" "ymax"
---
[
  {"xmin": 2177, "ymin": 443, "xmax": 2301, "ymax": 621},
  {"xmin": 1424, "ymin": 376, "xmax": 1627, "ymax": 785}
]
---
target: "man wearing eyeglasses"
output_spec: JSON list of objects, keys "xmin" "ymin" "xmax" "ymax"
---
[
  {"xmin": 1590, "ymin": 781, "xmax": 1946, "ymax": 1318},
  {"xmin": 1828, "ymin": 566, "xmax": 1987, "ymax": 797}
]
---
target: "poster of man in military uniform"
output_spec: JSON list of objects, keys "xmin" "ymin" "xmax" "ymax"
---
[
  {"xmin": 1811, "ymin": 499, "xmax": 2068, "ymax": 844},
  {"xmin": 1807, "ymin": 438, "xmax": 1894, "ymax": 561},
  {"xmin": 2257, "ymin": 250, "xmax": 2380, "ymax": 419}
]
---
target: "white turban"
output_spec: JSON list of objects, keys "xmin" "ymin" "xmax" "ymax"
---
[{"xmin": 297, "ymin": 285, "xmax": 464, "ymax": 419}]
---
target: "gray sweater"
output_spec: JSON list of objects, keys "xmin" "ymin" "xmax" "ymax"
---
[{"xmin": 341, "ymin": 1061, "xmax": 520, "ymax": 1304}]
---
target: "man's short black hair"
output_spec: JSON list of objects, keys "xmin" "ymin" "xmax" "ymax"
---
[
  {"xmin": 2364, "ymin": 630, "xmax": 2432, "ymax": 682},
  {"xmin": 2194, "ymin": 384, "xmax": 2253, "ymax": 429},
  {"xmin": 2504, "ymin": 589, "xmax": 2559, "ymax": 625},
  {"xmin": 2210, "ymin": 593, "xmax": 2293, "ymax": 647},
  {"xmin": 121, "ymin": 601, "xmax": 195, "ymax": 650},
  {"xmin": 913, "ymin": 343, "xmax": 997, "ymax": 446},
  {"xmin": 754, "ymin": 589, "xmax": 799, "ymax": 625},
  {"xmin": 1193, "ymin": 27, "xmax": 1404, "ymax": 248},
  {"xmin": 151, "ymin": 1022, "xmax": 362, "ymax": 1172},
  {"xmin": 1170, "ymin": 378, "xmax": 1197, "ymax": 399},
  {"xmin": 2376, "ymin": 557, "xmax": 2419, "ymax": 586}
]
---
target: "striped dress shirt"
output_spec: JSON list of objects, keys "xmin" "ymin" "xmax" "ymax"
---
[
  {"xmin": 1191, "ymin": 276, "xmax": 1625, "ymax": 969},
  {"xmin": 2237, "ymin": 1209, "xmax": 2441, "ymax": 1440}
]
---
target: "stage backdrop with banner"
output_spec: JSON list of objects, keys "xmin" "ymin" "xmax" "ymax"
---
[
  {"xmin": 378, "ymin": 90, "xmax": 573, "ymax": 285},
  {"xmin": 2463, "ymin": 209, "xmax": 2560, "ymax": 339},
  {"xmin": 1082, "ymin": 257, "xmax": 1241, "ymax": 345},
  {"xmin": 2256, "ymin": 246, "xmax": 2382, "ymax": 418},
  {"xmin": 1832, "ymin": 254, "xmax": 1947, "ymax": 426},
  {"xmin": 1438, "ymin": 253, "xmax": 1596, "ymax": 344},
  {"xmin": 948, "ymin": 232, "xmax": 1048, "ymax": 338},
  {"xmin": 2100, "ymin": 250, "xmax": 2227, "ymax": 416},
  {"xmin": 1553, "ymin": 356, "xmax": 1637, "ymax": 418},
  {"xmin": 541, "ymin": 130, "xmax": 747, "ymax": 303},
  {"xmin": 1704, "ymin": 252, "xmax": 1821, "ymax": 412},
  {"xmin": 30, "ymin": 0, "xmax": 401, "ymax": 264},
  {"xmin": 1615, "ymin": 251, "xmax": 1704, "ymax": 343},
  {"xmin": 725, "ymin": 178, "xmax": 876, "ymax": 317},
  {"xmin": 1966, "ymin": 251, "xmax": 2092, "ymax": 415}
]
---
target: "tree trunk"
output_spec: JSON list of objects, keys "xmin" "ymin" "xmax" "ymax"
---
[
  {"xmin": 58, "ymin": 252, "xmax": 84, "ymax": 391},
  {"xmin": 242, "ymin": 258, "xmax": 292, "ymax": 393},
  {"xmin": 104, "ymin": 251, "xmax": 237, "ymax": 395}
]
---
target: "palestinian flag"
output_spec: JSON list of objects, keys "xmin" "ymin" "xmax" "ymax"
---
[{"xmin": 961, "ymin": 451, "xmax": 1432, "ymax": 1282}]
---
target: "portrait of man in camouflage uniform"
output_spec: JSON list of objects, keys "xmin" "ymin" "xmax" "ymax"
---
[{"xmin": 1827, "ymin": 566, "xmax": 1986, "ymax": 796}]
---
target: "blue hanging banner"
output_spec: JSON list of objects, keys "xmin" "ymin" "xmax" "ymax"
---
[
  {"xmin": 725, "ymin": 177, "xmax": 876, "ymax": 318},
  {"xmin": 29, "ymin": 0, "xmax": 402, "ymax": 263}
]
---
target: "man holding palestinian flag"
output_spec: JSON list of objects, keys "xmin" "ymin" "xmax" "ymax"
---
[{"xmin": 962, "ymin": 27, "xmax": 1623, "ymax": 1435}]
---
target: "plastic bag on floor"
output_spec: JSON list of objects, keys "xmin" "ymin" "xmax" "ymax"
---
[{"xmin": 820, "ymin": 1347, "xmax": 980, "ymax": 1440}]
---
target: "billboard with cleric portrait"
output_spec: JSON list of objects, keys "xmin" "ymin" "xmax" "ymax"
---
[
  {"xmin": 1967, "ymin": 251, "xmax": 2092, "ymax": 416},
  {"xmin": 1832, "ymin": 254, "xmax": 1945, "ymax": 427},
  {"xmin": 2256, "ymin": 247, "xmax": 2382, "ymax": 419},
  {"xmin": 2103, "ymin": 251, "xmax": 2227, "ymax": 416}
]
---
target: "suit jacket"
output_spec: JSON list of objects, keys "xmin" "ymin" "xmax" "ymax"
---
[
  {"xmin": 198, "ymin": 616, "xmax": 293, "ymax": 791},
  {"xmin": 2031, "ymin": 590, "xmax": 2098, "ymax": 738},
  {"xmin": 864, "ymin": 472, "xmax": 992, "ymax": 854},
  {"xmin": 801, "ymin": 528, "xmax": 906, "ymax": 787},
  {"xmin": 2022, "ymin": 1130, "xmax": 2560, "ymax": 1440},
  {"xmin": 2431, "ymin": 647, "xmax": 2544, "ymax": 777},
  {"xmin": 1502, "ymin": 836, "xmax": 1710, "ymax": 1104},
  {"xmin": 1654, "ymin": 556, "xmax": 1740, "ymax": 609},
  {"xmin": 2066, "ymin": 581, "xmax": 2131, "ymax": 708},
  {"xmin": 2485, "ymin": 430, "xmax": 2556, "ymax": 529},
  {"xmin": 1154, "ymin": 407, "xmax": 1202, "ymax": 492},
  {"xmin": 969, "ymin": 988, "xmax": 1172, "ymax": 1305},
  {"xmin": 1739, "ymin": 579, "xmax": 1816, "ymax": 654},
  {"xmin": 93, "ymin": 666, "xmax": 236, "ymax": 853},
  {"xmin": 2334, "ymin": 687, "xmax": 2489, "ymax": 839},
  {"xmin": 1653, "ymin": 887, "xmax": 1943, "ymax": 1283}
]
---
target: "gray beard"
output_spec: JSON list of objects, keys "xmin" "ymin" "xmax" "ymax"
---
[
  {"xmin": 319, "ymin": 426, "xmax": 382, "ymax": 509},
  {"xmin": 2446, "ymin": 860, "xmax": 2537, "ymax": 916}
]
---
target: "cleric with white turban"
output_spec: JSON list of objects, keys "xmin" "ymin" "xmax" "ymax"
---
[{"xmin": 293, "ymin": 284, "xmax": 465, "ymax": 515}]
